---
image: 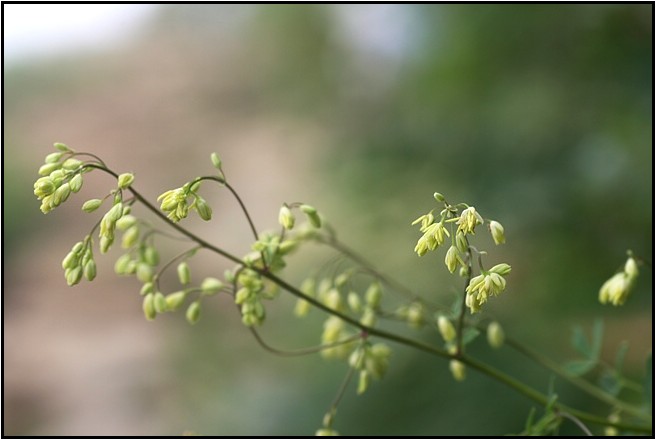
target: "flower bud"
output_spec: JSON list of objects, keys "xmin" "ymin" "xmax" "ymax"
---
[
  {"xmin": 136, "ymin": 262, "xmax": 154, "ymax": 283},
  {"xmin": 489, "ymin": 220, "xmax": 505, "ymax": 245},
  {"xmin": 489, "ymin": 263, "xmax": 511, "ymax": 276},
  {"xmin": 194, "ymin": 196, "xmax": 212, "ymax": 221},
  {"xmin": 294, "ymin": 299, "xmax": 310, "ymax": 317},
  {"xmin": 144, "ymin": 246, "xmax": 159, "ymax": 266},
  {"xmin": 153, "ymin": 292, "xmax": 168, "ymax": 313},
  {"xmin": 360, "ymin": 307, "xmax": 376, "ymax": 327},
  {"xmin": 315, "ymin": 429, "xmax": 339, "ymax": 436},
  {"xmin": 52, "ymin": 183, "xmax": 71, "ymax": 206},
  {"xmin": 487, "ymin": 321, "xmax": 505, "ymax": 349},
  {"xmin": 143, "ymin": 294, "xmax": 156, "ymax": 321},
  {"xmin": 444, "ymin": 245, "xmax": 460, "ymax": 273},
  {"xmin": 278, "ymin": 205, "xmax": 295, "ymax": 230},
  {"xmin": 365, "ymin": 282, "xmax": 382, "ymax": 308},
  {"xmin": 165, "ymin": 291, "xmax": 186, "ymax": 311},
  {"xmin": 347, "ymin": 292, "xmax": 362, "ymax": 313},
  {"xmin": 300, "ymin": 204, "xmax": 321, "ymax": 228},
  {"xmin": 54, "ymin": 142, "xmax": 71, "ymax": 152},
  {"xmin": 357, "ymin": 370, "xmax": 369, "ymax": 395},
  {"xmin": 117, "ymin": 173, "xmax": 135, "ymax": 189},
  {"xmin": 45, "ymin": 152, "xmax": 64, "ymax": 164},
  {"xmin": 121, "ymin": 225, "xmax": 140, "ymax": 249},
  {"xmin": 62, "ymin": 158, "xmax": 83, "ymax": 170},
  {"xmin": 38, "ymin": 162, "xmax": 60, "ymax": 176},
  {"xmin": 186, "ymin": 301, "xmax": 201, "ymax": 324},
  {"xmin": 449, "ymin": 359, "xmax": 466, "ymax": 382},
  {"xmin": 433, "ymin": 192, "xmax": 445, "ymax": 202},
  {"xmin": 177, "ymin": 262, "xmax": 191, "ymax": 285},
  {"xmin": 99, "ymin": 236, "xmax": 113, "ymax": 254},
  {"xmin": 407, "ymin": 302, "xmax": 424, "ymax": 328},
  {"xmin": 624, "ymin": 257, "xmax": 639, "ymax": 279},
  {"xmin": 82, "ymin": 199, "xmax": 103, "ymax": 213},
  {"xmin": 65, "ymin": 266, "xmax": 83, "ymax": 286},
  {"xmin": 114, "ymin": 254, "xmax": 132, "ymax": 275},
  {"xmin": 140, "ymin": 282, "xmax": 154, "ymax": 296},
  {"xmin": 69, "ymin": 174, "xmax": 83, "ymax": 193},
  {"xmin": 437, "ymin": 315, "xmax": 456, "ymax": 342},
  {"xmin": 201, "ymin": 277, "xmax": 223, "ymax": 295},
  {"xmin": 84, "ymin": 259, "xmax": 97, "ymax": 281},
  {"xmin": 210, "ymin": 152, "xmax": 222, "ymax": 170},
  {"xmin": 62, "ymin": 251, "xmax": 79, "ymax": 270},
  {"xmin": 456, "ymin": 231, "xmax": 468, "ymax": 254}
]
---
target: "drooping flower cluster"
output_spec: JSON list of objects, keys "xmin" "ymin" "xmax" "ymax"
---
[
  {"xmin": 349, "ymin": 342, "xmax": 392, "ymax": 395},
  {"xmin": 599, "ymin": 255, "xmax": 639, "ymax": 306},
  {"xmin": 33, "ymin": 143, "xmax": 85, "ymax": 214},
  {"xmin": 158, "ymin": 180, "xmax": 212, "ymax": 223},
  {"xmin": 465, "ymin": 263, "xmax": 511, "ymax": 314}
]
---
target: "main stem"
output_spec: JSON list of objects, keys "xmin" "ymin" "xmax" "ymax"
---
[{"xmin": 86, "ymin": 164, "xmax": 652, "ymax": 434}]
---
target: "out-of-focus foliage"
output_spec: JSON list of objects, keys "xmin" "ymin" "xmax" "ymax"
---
[{"xmin": 4, "ymin": 4, "xmax": 651, "ymax": 436}]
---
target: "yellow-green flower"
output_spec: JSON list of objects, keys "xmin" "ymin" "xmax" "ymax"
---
[{"xmin": 456, "ymin": 206, "xmax": 483, "ymax": 235}]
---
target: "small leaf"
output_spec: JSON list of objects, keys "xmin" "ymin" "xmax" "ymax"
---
[
  {"xmin": 563, "ymin": 359, "xmax": 596, "ymax": 376},
  {"xmin": 461, "ymin": 327, "xmax": 480, "ymax": 346},
  {"xmin": 571, "ymin": 326, "xmax": 592, "ymax": 358}
]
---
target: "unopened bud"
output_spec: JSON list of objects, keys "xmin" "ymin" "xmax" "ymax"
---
[
  {"xmin": 365, "ymin": 283, "xmax": 382, "ymax": 308},
  {"xmin": 278, "ymin": 205, "xmax": 295, "ymax": 230},
  {"xmin": 437, "ymin": 315, "xmax": 456, "ymax": 342},
  {"xmin": 165, "ymin": 291, "xmax": 186, "ymax": 311},
  {"xmin": 194, "ymin": 196, "xmax": 212, "ymax": 221},
  {"xmin": 624, "ymin": 257, "xmax": 639, "ymax": 279},
  {"xmin": 489, "ymin": 220, "xmax": 505, "ymax": 245},
  {"xmin": 153, "ymin": 292, "xmax": 168, "ymax": 313},
  {"xmin": 38, "ymin": 162, "xmax": 60, "ymax": 176},
  {"xmin": 487, "ymin": 321, "xmax": 505, "ymax": 348},
  {"xmin": 357, "ymin": 370, "xmax": 369, "ymax": 395},
  {"xmin": 69, "ymin": 174, "xmax": 83, "ymax": 193},
  {"xmin": 82, "ymin": 199, "xmax": 103, "ymax": 213},
  {"xmin": 210, "ymin": 152, "xmax": 222, "ymax": 170},
  {"xmin": 449, "ymin": 359, "xmax": 466, "ymax": 382},
  {"xmin": 300, "ymin": 204, "xmax": 321, "ymax": 228},
  {"xmin": 186, "ymin": 301, "xmax": 201, "ymax": 324},
  {"xmin": 143, "ymin": 294, "xmax": 156, "ymax": 320},
  {"xmin": 54, "ymin": 142, "xmax": 71, "ymax": 152},
  {"xmin": 84, "ymin": 259, "xmax": 97, "ymax": 281},
  {"xmin": 489, "ymin": 263, "xmax": 511, "ymax": 276},
  {"xmin": 200, "ymin": 277, "xmax": 223, "ymax": 295},
  {"xmin": 177, "ymin": 262, "xmax": 191, "ymax": 285}
]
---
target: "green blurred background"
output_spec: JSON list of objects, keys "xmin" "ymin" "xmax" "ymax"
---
[{"xmin": 3, "ymin": 4, "xmax": 652, "ymax": 436}]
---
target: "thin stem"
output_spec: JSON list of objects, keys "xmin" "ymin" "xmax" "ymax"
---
[
  {"xmin": 249, "ymin": 328, "xmax": 360, "ymax": 357},
  {"xmin": 557, "ymin": 410, "xmax": 593, "ymax": 436},
  {"xmin": 83, "ymin": 163, "xmax": 652, "ymax": 435},
  {"xmin": 456, "ymin": 248, "xmax": 473, "ymax": 356}
]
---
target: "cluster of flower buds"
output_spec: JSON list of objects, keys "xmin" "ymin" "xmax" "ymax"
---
[
  {"xmin": 321, "ymin": 316, "xmax": 356, "ymax": 359},
  {"xmin": 61, "ymin": 236, "xmax": 96, "ymax": 286},
  {"xmin": 348, "ymin": 342, "xmax": 392, "ymax": 395},
  {"xmin": 34, "ymin": 143, "xmax": 85, "ymax": 214},
  {"xmin": 465, "ymin": 263, "xmax": 511, "ymax": 314},
  {"xmin": 278, "ymin": 203, "xmax": 322, "ymax": 231},
  {"xmin": 158, "ymin": 180, "xmax": 212, "ymax": 223},
  {"xmin": 599, "ymin": 254, "xmax": 639, "ymax": 306},
  {"xmin": 395, "ymin": 301, "xmax": 425, "ymax": 328},
  {"xmin": 235, "ymin": 268, "xmax": 267, "ymax": 326}
]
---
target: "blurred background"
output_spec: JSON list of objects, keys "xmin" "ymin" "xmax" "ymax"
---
[{"xmin": 3, "ymin": 4, "xmax": 652, "ymax": 436}]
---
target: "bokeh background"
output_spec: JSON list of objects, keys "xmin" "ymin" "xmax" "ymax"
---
[{"xmin": 3, "ymin": 4, "xmax": 653, "ymax": 436}]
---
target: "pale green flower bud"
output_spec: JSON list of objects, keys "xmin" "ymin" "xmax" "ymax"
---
[
  {"xmin": 489, "ymin": 220, "xmax": 505, "ymax": 245},
  {"xmin": 144, "ymin": 246, "xmax": 159, "ymax": 266},
  {"xmin": 136, "ymin": 262, "xmax": 154, "ymax": 283},
  {"xmin": 437, "ymin": 315, "xmax": 456, "ymax": 342},
  {"xmin": 34, "ymin": 177, "xmax": 56, "ymax": 198},
  {"xmin": 115, "ymin": 214, "xmax": 136, "ymax": 231},
  {"xmin": 294, "ymin": 298, "xmax": 311, "ymax": 317},
  {"xmin": 365, "ymin": 282, "xmax": 382, "ymax": 308},
  {"xmin": 444, "ymin": 245, "xmax": 461, "ymax": 274},
  {"xmin": 315, "ymin": 429, "xmax": 339, "ymax": 436},
  {"xmin": 324, "ymin": 288, "xmax": 342, "ymax": 311},
  {"xmin": 165, "ymin": 291, "xmax": 186, "ymax": 311},
  {"xmin": 449, "ymin": 359, "xmax": 466, "ymax": 382},
  {"xmin": 62, "ymin": 158, "xmax": 83, "ymax": 170},
  {"xmin": 69, "ymin": 174, "xmax": 83, "ymax": 193},
  {"xmin": 186, "ymin": 301, "xmax": 201, "ymax": 324},
  {"xmin": 99, "ymin": 236, "xmax": 113, "ymax": 254},
  {"xmin": 210, "ymin": 152, "xmax": 222, "ymax": 170},
  {"xmin": 599, "ymin": 272, "xmax": 630, "ymax": 306},
  {"xmin": 489, "ymin": 263, "xmax": 511, "ymax": 276},
  {"xmin": 140, "ymin": 282, "xmax": 154, "ymax": 296},
  {"xmin": 143, "ymin": 294, "xmax": 156, "ymax": 321},
  {"xmin": 357, "ymin": 370, "xmax": 369, "ymax": 395},
  {"xmin": 459, "ymin": 266, "xmax": 470, "ymax": 278},
  {"xmin": 82, "ymin": 199, "xmax": 103, "ymax": 213},
  {"xmin": 360, "ymin": 307, "xmax": 376, "ymax": 327},
  {"xmin": 433, "ymin": 192, "xmax": 445, "ymax": 202},
  {"xmin": 114, "ymin": 254, "xmax": 132, "ymax": 275},
  {"xmin": 456, "ymin": 231, "xmax": 468, "ymax": 253},
  {"xmin": 487, "ymin": 321, "xmax": 505, "ymax": 349},
  {"xmin": 278, "ymin": 205, "xmax": 295, "ymax": 230},
  {"xmin": 347, "ymin": 291, "xmax": 362, "ymax": 313},
  {"xmin": 52, "ymin": 183, "xmax": 71, "ymax": 206},
  {"xmin": 84, "ymin": 259, "xmax": 97, "ymax": 281},
  {"xmin": 194, "ymin": 196, "xmax": 212, "ymax": 221},
  {"xmin": 153, "ymin": 292, "xmax": 168, "ymax": 313},
  {"xmin": 45, "ymin": 152, "xmax": 64, "ymax": 163},
  {"xmin": 117, "ymin": 173, "xmax": 135, "ymax": 189},
  {"xmin": 38, "ymin": 162, "xmax": 60, "ymax": 176},
  {"xmin": 65, "ymin": 266, "xmax": 83, "ymax": 286},
  {"xmin": 121, "ymin": 225, "xmax": 140, "ymax": 249},
  {"xmin": 300, "ymin": 278, "xmax": 316, "ymax": 297},
  {"xmin": 54, "ymin": 142, "xmax": 71, "ymax": 152},
  {"xmin": 300, "ymin": 204, "xmax": 321, "ymax": 228},
  {"xmin": 177, "ymin": 262, "xmax": 191, "ymax": 285},
  {"xmin": 106, "ymin": 202, "xmax": 124, "ymax": 222},
  {"xmin": 200, "ymin": 277, "xmax": 223, "ymax": 295},
  {"xmin": 624, "ymin": 257, "xmax": 639, "ymax": 279},
  {"xmin": 278, "ymin": 240, "xmax": 298, "ymax": 254},
  {"xmin": 407, "ymin": 302, "xmax": 424, "ymax": 328},
  {"xmin": 62, "ymin": 251, "xmax": 79, "ymax": 270}
]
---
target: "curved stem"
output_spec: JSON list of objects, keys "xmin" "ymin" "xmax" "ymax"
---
[
  {"xmin": 557, "ymin": 410, "xmax": 593, "ymax": 436},
  {"xmin": 456, "ymin": 248, "xmax": 473, "ymax": 355},
  {"xmin": 249, "ymin": 328, "xmax": 360, "ymax": 357},
  {"xmin": 83, "ymin": 163, "xmax": 652, "ymax": 435}
]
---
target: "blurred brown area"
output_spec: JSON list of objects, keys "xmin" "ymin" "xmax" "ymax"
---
[{"xmin": 3, "ymin": 4, "xmax": 652, "ymax": 436}]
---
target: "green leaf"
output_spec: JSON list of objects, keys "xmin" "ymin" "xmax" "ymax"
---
[
  {"xmin": 461, "ymin": 327, "xmax": 480, "ymax": 346},
  {"xmin": 598, "ymin": 369, "xmax": 622, "ymax": 396},
  {"xmin": 571, "ymin": 326, "xmax": 592, "ymax": 358},
  {"xmin": 563, "ymin": 359, "xmax": 596, "ymax": 376}
]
